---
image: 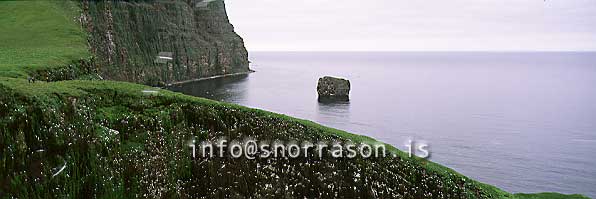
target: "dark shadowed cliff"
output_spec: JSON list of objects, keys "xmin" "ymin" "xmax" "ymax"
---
[{"xmin": 81, "ymin": 0, "xmax": 250, "ymax": 85}]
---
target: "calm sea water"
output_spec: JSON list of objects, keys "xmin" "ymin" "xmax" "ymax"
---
[{"xmin": 168, "ymin": 52, "xmax": 596, "ymax": 197}]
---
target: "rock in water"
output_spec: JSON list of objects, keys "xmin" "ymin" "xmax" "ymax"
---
[{"xmin": 317, "ymin": 76, "xmax": 350, "ymax": 102}]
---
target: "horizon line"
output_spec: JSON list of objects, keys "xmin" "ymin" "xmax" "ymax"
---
[{"xmin": 248, "ymin": 50, "xmax": 596, "ymax": 53}]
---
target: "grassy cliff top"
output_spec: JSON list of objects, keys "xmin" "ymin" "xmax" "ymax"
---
[
  {"xmin": 0, "ymin": 1, "xmax": 589, "ymax": 198},
  {"xmin": 0, "ymin": 0, "xmax": 90, "ymax": 78}
]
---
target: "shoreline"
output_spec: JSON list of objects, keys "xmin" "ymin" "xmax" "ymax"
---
[{"xmin": 165, "ymin": 70, "xmax": 255, "ymax": 87}]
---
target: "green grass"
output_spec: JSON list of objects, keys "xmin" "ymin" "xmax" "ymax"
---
[
  {"xmin": 0, "ymin": 0, "xmax": 89, "ymax": 78},
  {"xmin": 514, "ymin": 193, "xmax": 590, "ymax": 199}
]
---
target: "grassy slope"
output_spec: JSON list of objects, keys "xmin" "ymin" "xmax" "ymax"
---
[
  {"xmin": 0, "ymin": 1, "xmax": 588, "ymax": 198},
  {"xmin": 0, "ymin": 0, "xmax": 89, "ymax": 78}
]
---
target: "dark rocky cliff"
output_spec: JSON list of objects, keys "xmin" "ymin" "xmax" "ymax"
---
[{"xmin": 81, "ymin": 0, "xmax": 249, "ymax": 85}]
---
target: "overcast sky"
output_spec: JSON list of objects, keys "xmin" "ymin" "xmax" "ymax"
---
[{"xmin": 225, "ymin": 0, "xmax": 596, "ymax": 51}]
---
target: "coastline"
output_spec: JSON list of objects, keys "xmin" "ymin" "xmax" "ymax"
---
[{"xmin": 165, "ymin": 70, "xmax": 255, "ymax": 87}]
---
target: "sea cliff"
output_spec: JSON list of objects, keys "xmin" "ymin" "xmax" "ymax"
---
[{"xmin": 82, "ymin": 0, "xmax": 250, "ymax": 85}]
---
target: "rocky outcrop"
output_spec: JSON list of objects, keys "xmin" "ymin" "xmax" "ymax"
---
[
  {"xmin": 81, "ymin": 0, "xmax": 250, "ymax": 86},
  {"xmin": 317, "ymin": 76, "xmax": 351, "ymax": 102}
]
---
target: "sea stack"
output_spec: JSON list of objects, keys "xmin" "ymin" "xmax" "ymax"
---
[{"xmin": 317, "ymin": 76, "xmax": 350, "ymax": 102}]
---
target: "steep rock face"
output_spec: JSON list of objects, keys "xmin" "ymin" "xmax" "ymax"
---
[{"xmin": 81, "ymin": 0, "xmax": 249, "ymax": 85}]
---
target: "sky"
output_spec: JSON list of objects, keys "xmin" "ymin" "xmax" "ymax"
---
[{"xmin": 225, "ymin": 0, "xmax": 596, "ymax": 51}]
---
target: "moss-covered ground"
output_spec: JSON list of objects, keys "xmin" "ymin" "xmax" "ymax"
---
[{"xmin": 0, "ymin": 1, "xmax": 589, "ymax": 198}]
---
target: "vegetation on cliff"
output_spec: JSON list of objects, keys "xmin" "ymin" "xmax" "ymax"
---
[
  {"xmin": 0, "ymin": 1, "xmax": 589, "ymax": 198},
  {"xmin": 82, "ymin": 0, "xmax": 250, "ymax": 85}
]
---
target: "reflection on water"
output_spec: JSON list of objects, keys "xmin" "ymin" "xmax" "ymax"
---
[
  {"xmin": 167, "ymin": 52, "xmax": 596, "ymax": 198},
  {"xmin": 169, "ymin": 74, "xmax": 249, "ymax": 102},
  {"xmin": 316, "ymin": 100, "xmax": 351, "ymax": 127}
]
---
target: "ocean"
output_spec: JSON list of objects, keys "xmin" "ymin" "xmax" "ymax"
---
[{"xmin": 168, "ymin": 52, "xmax": 596, "ymax": 197}]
